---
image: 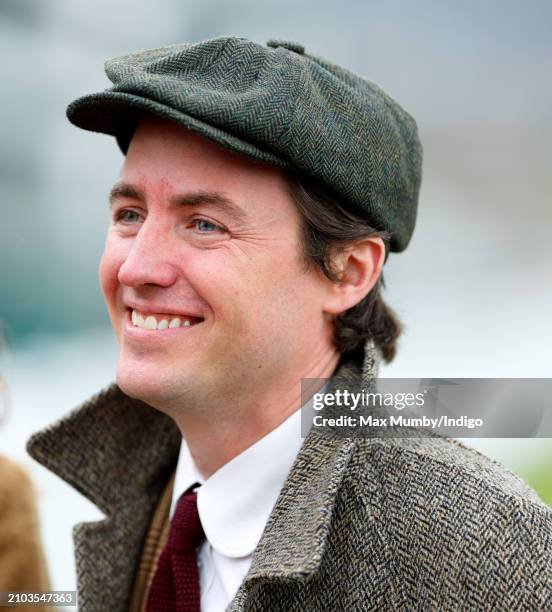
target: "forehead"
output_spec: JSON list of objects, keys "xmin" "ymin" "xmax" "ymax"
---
[{"xmin": 122, "ymin": 114, "xmax": 291, "ymax": 202}]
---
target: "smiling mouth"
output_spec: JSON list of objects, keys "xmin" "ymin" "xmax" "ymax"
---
[{"xmin": 130, "ymin": 309, "xmax": 204, "ymax": 331}]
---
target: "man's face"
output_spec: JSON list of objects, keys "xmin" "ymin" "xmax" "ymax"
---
[{"xmin": 100, "ymin": 115, "xmax": 335, "ymax": 410}]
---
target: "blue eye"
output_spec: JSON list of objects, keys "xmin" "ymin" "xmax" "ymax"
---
[
  {"xmin": 195, "ymin": 219, "xmax": 221, "ymax": 233},
  {"xmin": 117, "ymin": 209, "xmax": 141, "ymax": 223}
]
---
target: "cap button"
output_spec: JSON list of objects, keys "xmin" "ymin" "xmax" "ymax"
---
[{"xmin": 267, "ymin": 39, "xmax": 305, "ymax": 54}]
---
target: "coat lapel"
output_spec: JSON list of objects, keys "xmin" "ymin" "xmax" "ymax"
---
[
  {"xmin": 27, "ymin": 386, "xmax": 181, "ymax": 611},
  {"xmin": 27, "ymin": 340, "xmax": 379, "ymax": 612},
  {"xmin": 230, "ymin": 341, "xmax": 380, "ymax": 609}
]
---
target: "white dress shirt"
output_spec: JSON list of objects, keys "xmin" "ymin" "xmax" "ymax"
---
[{"xmin": 169, "ymin": 400, "xmax": 316, "ymax": 612}]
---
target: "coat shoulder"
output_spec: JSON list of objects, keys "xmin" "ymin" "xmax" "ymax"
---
[
  {"xmin": 0, "ymin": 455, "xmax": 50, "ymax": 593},
  {"xmin": 340, "ymin": 435, "xmax": 551, "ymax": 608},
  {"xmin": 0, "ymin": 455, "xmax": 35, "ymax": 513},
  {"xmin": 351, "ymin": 434, "xmax": 547, "ymax": 506}
]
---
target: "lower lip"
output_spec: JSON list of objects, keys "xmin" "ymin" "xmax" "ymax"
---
[{"xmin": 122, "ymin": 310, "xmax": 204, "ymax": 341}]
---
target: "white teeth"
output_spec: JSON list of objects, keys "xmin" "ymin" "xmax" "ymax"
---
[
  {"xmin": 131, "ymin": 310, "xmax": 198, "ymax": 331},
  {"xmin": 144, "ymin": 316, "xmax": 157, "ymax": 330}
]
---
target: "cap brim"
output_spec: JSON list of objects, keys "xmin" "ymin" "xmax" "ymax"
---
[{"xmin": 66, "ymin": 91, "xmax": 290, "ymax": 168}]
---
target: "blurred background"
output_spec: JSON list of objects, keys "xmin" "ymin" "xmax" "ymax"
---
[{"xmin": 1, "ymin": 0, "xmax": 550, "ymax": 596}]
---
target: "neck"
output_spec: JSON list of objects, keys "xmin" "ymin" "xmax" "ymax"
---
[{"xmin": 172, "ymin": 346, "xmax": 340, "ymax": 479}]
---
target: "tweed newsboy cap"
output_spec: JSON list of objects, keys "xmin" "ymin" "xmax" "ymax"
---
[{"xmin": 67, "ymin": 36, "xmax": 422, "ymax": 252}]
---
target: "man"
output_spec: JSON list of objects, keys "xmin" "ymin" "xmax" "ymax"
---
[{"xmin": 28, "ymin": 37, "xmax": 551, "ymax": 611}]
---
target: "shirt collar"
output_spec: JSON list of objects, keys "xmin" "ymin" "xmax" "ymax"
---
[{"xmin": 170, "ymin": 394, "xmax": 319, "ymax": 558}]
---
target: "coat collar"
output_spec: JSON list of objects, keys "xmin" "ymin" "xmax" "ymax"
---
[{"xmin": 27, "ymin": 339, "xmax": 379, "ymax": 610}]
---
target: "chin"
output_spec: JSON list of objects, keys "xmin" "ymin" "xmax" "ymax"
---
[
  {"xmin": 116, "ymin": 362, "xmax": 164, "ymax": 405},
  {"xmin": 116, "ymin": 359, "xmax": 197, "ymax": 414},
  {"xmin": 117, "ymin": 373, "xmax": 153, "ymax": 405}
]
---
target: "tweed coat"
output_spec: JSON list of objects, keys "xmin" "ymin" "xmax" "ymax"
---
[{"xmin": 27, "ymin": 340, "xmax": 551, "ymax": 611}]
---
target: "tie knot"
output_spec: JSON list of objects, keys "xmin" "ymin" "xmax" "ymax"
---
[{"xmin": 169, "ymin": 488, "xmax": 204, "ymax": 552}]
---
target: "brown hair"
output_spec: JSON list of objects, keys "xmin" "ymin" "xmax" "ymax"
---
[{"xmin": 286, "ymin": 172, "xmax": 403, "ymax": 363}]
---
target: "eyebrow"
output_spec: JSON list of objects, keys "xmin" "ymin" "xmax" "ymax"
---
[{"xmin": 109, "ymin": 181, "xmax": 248, "ymax": 223}]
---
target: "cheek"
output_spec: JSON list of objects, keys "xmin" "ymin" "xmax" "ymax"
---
[{"xmin": 222, "ymin": 252, "xmax": 313, "ymax": 327}]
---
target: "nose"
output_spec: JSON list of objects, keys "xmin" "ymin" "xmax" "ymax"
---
[{"xmin": 118, "ymin": 221, "xmax": 178, "ymax": 288}]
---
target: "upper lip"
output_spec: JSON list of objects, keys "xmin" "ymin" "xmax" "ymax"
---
[{"xmin": 124, "ymin": 301, "xmax": 205, "ymax": 320}]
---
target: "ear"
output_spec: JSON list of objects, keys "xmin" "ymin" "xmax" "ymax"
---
[{"xmin": 323, "ymin": 237, "xmax": 386, "ymax": 315}]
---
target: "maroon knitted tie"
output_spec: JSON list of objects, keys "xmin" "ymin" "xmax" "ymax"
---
[{"xmin": 146, "ymin": 487, "xmax": 205, "ymax": 612}]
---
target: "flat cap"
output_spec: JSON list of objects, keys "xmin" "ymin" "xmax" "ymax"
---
[{"xmin": 67, "ymin": 36, "xmax": 422, "ymax": 252}]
